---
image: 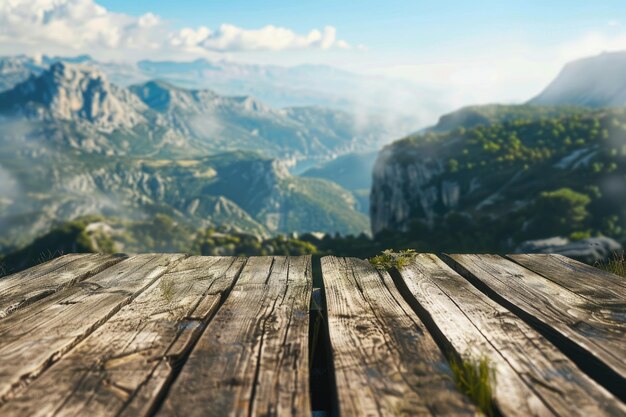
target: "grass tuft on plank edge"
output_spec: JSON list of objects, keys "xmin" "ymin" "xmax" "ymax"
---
[
  {"xmin": 450, "ymin": 355, "xmax": 496, "ymax": 417},
  {"xmin": 595, "ymin": 252, "xmax": 626, "ymax": 278},
  {"xmin": 368, "ymin": 249, "xmax": 417, "ymax": 271}
]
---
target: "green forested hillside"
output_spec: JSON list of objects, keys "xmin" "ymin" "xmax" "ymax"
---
[
  {"xmin": 0, "ymin": 216, "xmax": 319, "ymax": 275},
  {"xmin": 372, "ymin": 106, "xmax": 626, "ymax": 251},
  {"xmin": 428, "ymin": 104, "xmax": 589, "ymax": 132}
]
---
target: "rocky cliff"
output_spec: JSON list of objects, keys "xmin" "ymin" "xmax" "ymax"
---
[
  {"xmin": 370, "ymin": 146, "xmax": 447, "ymax": 235},
  {"xmin": 370, "ymin": 105, "xmax": 626, "ymax": 252}
]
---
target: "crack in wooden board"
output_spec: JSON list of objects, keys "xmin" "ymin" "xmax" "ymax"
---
[{"xmin": 0, "ymin": 254, "xmax": 184, "ymax": 404}]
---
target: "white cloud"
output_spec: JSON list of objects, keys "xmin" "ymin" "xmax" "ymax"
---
[
  {"xmin": 558, "ymin": 30, "xmax": 626, "ymax": 61},
  {"xmin": 361, "ymin": 27, "xmax": 626, "ymax": 109},
  {"xmin": 171, "ymin": 24, "xmax": 347, "ymax": 52},
  {"xmin": 0, "ymin": 0, "xmax": 351, "ymax": 60}
]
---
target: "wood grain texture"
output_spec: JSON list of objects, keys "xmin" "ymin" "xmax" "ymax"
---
[
  {"xmin": 0, "ymin": 254, "xmax": 83, "ymax": 286},
  {"xmin": 155, "ymin": 256, "xmax": 312, "ymax": 417},
  {"xmin": 447, "ymin": 254, "xmax": 626, "ymax": 387},
  {"xmin": 322, "ymin": 256, "xmax": 476, "ymax": 417},
  {"xmin": 0, "ymin": 256, "xmax": 244, "ymax": 417},
  {"xmin": 508, "ymin": 254, "xmax": 626, "ymax": 303},
  {"xmin": 0, "ymin": 254, "xmax": 184, "ymax": 403},
  {"xmin": 0, "ymin": 253, "xmax": 127, "ymax": 319},
  {"xmin": 399, "ymin": 254, "xmax": 626, "ymax": 417}
]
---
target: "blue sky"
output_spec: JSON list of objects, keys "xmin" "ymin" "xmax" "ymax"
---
[
  {"xmin": 94, "ymin": 0, "xmax": 626, "ymax": 101},
  {"xmin": 2, "ymin": 0, "xmax": 626, "ymax": 105},
  {"xmin": 96, "ymin": 0, "xmax": 623, "ymax": 50}
]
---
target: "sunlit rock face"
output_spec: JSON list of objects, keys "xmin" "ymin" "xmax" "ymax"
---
[
  {"xmin": 515, "ymin": 236, "xmax": 622, "ymax": 263},
  {"xmin": 0, "ymin": 62, "xmax": 146, "ymax": 131},
  {"xmin": 370, "ymin": 145, "xmax": 450, "ymax": 235}
]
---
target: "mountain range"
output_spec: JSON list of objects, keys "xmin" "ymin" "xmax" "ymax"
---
[
  {"xmin": 0, "ymin": 54, "xmax": 438, "ymax": 138},
  {"xmin": 4, "ymin": 50, "xmax": 626, "ymax": 259},
  {"xmin": 0, "ymin": 61, "xmax": 393, "ymax": 161},
  {"xmin": 0, "ymin": 61, "xmax": 373, "ymax": 250}
]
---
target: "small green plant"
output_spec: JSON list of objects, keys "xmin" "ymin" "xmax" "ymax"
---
[
  {"xmin": 449, "ymin": 355, "xmax": 496, "ymax": 417},
  {"xmin": 159, "ymin": 277, "xmax": 176, "ymax": 304},
  {"xmin": 595, "ymin": 252, "xmax": 626, "ymax": 278},
  {"xmin": 368, "ymin": 249, "xmax": 417, "ymax": 271}
]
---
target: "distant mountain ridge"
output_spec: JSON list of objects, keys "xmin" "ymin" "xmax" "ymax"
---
[
  {"xmin": 530, "ymin": 51, "xmax": 626, "ymax": 107},
  {"xmin": 0, "ymin": 53, "xmax": 438, "ymax": 139},
  {"xmin": 0, "ymin": 62, "xmax": 387, "ymax": 161}
]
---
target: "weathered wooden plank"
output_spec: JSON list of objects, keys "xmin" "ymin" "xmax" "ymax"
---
[
  {"xmin": 322, "ymin": 256, "xmax": 476, "ymax": 417},
  {"xmin": 0, "ymin": 256, "xmax": 244, "ymax": 417},
  {"xmin": 155, "ymin": 256, "xmax": 312, "ymax": 417},
  {"xmin": 118, "ymin": 256, "xmax": 246, "ymax": 417},
  {"xmin": 0, "ymin": 254, "xmax": 86, "ymax": 282},
  {"xmin": 446, "ymin": 254, "xmax": 626, "ymax": 389},
  {"xmin": 0, "ymin": 254, "xmax": 84, "ymax": 298},
  {"xmin": 0, "ymin": 253, "xmax": 127, "ymax": 318},
  {"xmin": 508, "ymin": 254, "xmax": 626, "ymax": 303},
  {"xmin": 0, "ymin": 253, "xmax": 184, "ymax": 403},
  {"xmin": 399, "ymin": 254, "xmax": 626, "ymax": 417}
]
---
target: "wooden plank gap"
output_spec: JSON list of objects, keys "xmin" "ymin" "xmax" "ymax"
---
[
  {"xmin": 153, "ymin": 256, "xmax": 313, "ymax": 417},
  {"xmin": 395, "ymin": 254, "xmax": 626, "ymax": 417},
  {"xmin": 322, "ymin": 256, "xmax": 476, "ymax": 416},
  {"xmin": 442, "ymin": 253, "xmax": 626, "ymax": 402},
  {"xmin": 115, "ymin": 256, "xmax": 248, "ymax": 417}
]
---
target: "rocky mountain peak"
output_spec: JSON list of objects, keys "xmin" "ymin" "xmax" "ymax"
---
[
  {"xmin": 130, "ymin": 80, "xmax": 217, "ymax": 112},
  {"xmin": 0, "ymin": 62, "xmax": 146, "ymax": 131},
  {"xmin": 239, "ymin": 96, "xmax": 271, "ymax": 113},
  {"xmin": 529, "ymin": 51, "xmax": 626, "ymax": 107}
]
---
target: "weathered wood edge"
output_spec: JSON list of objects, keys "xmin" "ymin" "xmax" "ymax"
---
[
  {"xmin": 0, "ymin": 253, "xmax": 128, "ymax": 319},
  {"xmin": 0, "ymin": 254, "xmax": 185, "ymax": 404},
  {"xmin": 322, "ymin": 256, "xmax": 476, "ymax": 417},
  {"xmin": 154, "ymin": 256, "xmax": 313, "ymax": 417},
  {"xmin": 397, "ymin": 254, "xmax": 626, "ymax": 417},
  {"xmin": 443, "ymin": 253, "xmax": 626, "ymax": 401},
  {"xmin": 0, "ymin": 254, "xmax": 84, "ymax": 284},
  {"xmin": 507, "ymin": 253, "xmax": 626, "ymax": 301}
]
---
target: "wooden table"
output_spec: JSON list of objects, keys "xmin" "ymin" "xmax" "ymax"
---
[{"xmin": 0, "ymin": 253, "xmax": 624, "ymax": 416}]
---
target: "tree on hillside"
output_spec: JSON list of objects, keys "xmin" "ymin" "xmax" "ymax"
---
[{"xmin": 528, "ymin": 188, "xmax": 591, "ymax": 238}]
